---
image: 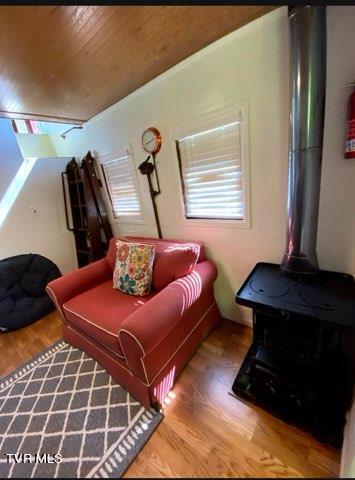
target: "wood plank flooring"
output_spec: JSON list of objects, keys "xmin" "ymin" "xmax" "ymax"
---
[
  {"xmin": 0, "ymin": 312, "xmax": 62, "ymax": 377},
  {"xmin": 0, "ymin": 314, "xmax": 340, "ymax": 477}
]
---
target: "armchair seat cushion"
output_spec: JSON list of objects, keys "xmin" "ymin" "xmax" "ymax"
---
[{"xmin": 63, "ymin": 280, "xmax": 155, "ymax": 357}]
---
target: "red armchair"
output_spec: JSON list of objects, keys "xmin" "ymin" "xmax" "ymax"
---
[{"xmin": 46, "ymin": 236, "xmax": 221, "ymax": 408}]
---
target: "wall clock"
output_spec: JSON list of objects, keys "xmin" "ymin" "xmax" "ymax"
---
[{"xmin": 142, "ymin": 127, "xmax": 162, "ymax": 154}]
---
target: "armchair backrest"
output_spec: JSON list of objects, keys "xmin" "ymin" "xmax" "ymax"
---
[
  {"xmin": 106, "ymin": 236, "xmax": 205, "ymax": 269},
  {"xmin": 125, "ymin": 236, "xmax": 206, "ymax": 263},
  {"xmin": 106, "ymin": 236, "xmax": 206, "ymax": 291}
]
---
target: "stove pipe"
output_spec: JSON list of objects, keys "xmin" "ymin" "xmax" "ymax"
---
[{"xmin": 281, "ymin": 6, "xmax": 327, "ymax": 274}]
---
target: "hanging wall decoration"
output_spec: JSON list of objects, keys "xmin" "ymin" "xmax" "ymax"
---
[{"xmin": 138, "ymin": 127, "xmax": 163, "ymax": 238}]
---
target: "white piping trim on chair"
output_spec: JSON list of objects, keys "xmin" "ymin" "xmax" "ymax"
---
[
  {"xmin": 63, "ymin": 305, "xmax": 126, "ymax": 359},
  {"xmin": 46, "ymin": 286, "xmax": 66, "ymax": 323},
  {"xmin": 66, "ymin": 302, "xmax": 218, "ymax": 389},
  {"xmin": 118, "ymin": 329, "xmax": 149, "ymax": 384},
  {"xmin": 119, "ymin": 302, "xmax": 217, "ymax": 386},
  {"xmin": 66, "ymin": 326, "xmax": 138, "ymax": 379},
  {"xmin": 119, "ymin": 329, "xmax": 146, "ymax": 355},
  {"xmin": 147, "ymin": 302, "xmax": 217, "ymax": 385}
]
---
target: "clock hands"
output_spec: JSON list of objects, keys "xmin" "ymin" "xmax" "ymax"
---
[{"xmin": 145, "ymin": 137, "xmax": 155, "ymax": 147}]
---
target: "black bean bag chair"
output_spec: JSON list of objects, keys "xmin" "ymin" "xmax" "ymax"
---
[{"xmin": 0, "ymin": 254, "xmax": 61, "ymax": 332}]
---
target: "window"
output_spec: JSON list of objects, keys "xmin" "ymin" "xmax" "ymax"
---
[
  {"xmin": 176, "ymin": 118, "xmax": 246, "ymax": 221},
  {"xmin": 101, "ymin": 149, "xmax": 142, "ymax": 221},
  {"xmin": 11, "ymin": 119, "xmax": 43, "ymax": 134}
]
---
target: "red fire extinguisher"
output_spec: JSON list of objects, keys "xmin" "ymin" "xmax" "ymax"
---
[{"xmin": 345, "ymin": 86, "xmax": 355, "ymax": 159}]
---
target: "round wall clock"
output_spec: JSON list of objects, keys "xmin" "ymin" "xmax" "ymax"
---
[{"xmin": 142, "ymin": 127, "xmax": 162, "ymax": 154}]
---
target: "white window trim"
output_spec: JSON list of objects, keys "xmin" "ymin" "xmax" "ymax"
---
[
  {"xmin": 170, "ymin": 100, "xmax": 251, "ymax": 230},
  {"xmin": 95, "ymin": 144, "xmax": 147, "ymax": 226}
]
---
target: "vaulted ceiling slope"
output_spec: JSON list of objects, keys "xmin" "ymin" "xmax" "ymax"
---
[{"xmin": 0, "ymin": 6, "xmax": 276, "ymax": 124}]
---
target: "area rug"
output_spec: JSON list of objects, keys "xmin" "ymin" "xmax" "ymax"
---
[{"xmin": 0, "ymin": 341, "xmax": 162, "ymax": 478}]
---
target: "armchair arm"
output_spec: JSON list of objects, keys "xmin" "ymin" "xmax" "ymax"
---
[
  {"xmin": 118, "ymin": 260, "xmax": 217, "ymax": 384},
  {"xmin": 46, "ymin": 258, "xmax": 112, "ymax": 318}
]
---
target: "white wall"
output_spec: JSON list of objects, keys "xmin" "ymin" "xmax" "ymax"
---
[
  {"xmin": 49, "ymin": 6, "xmax": 355, "ymax": 325},
  {"xmin": 318, "ymin": 6, "xmax": 355, "ymax": 275},
  {"xmin": 0, "ymin": 141, "xmax": 77, "ymax": 274}
]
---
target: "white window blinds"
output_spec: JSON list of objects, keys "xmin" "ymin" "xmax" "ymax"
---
[
  {"xmin": 101, "ymin": 151, "xmax": 142, "ymax": 219},
  {"xmin": 176, "ymin": 121, "xmax": 244, "ymax": 220}
]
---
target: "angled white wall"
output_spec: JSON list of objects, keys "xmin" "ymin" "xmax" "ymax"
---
[{"xmin": 0, "ymin": 120, "xmax": 77, "ymax": 274}]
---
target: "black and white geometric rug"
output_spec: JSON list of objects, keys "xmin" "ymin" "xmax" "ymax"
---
[{"xmin": 0, "ymin": 341, "xmax": 162, "ymax": 478}]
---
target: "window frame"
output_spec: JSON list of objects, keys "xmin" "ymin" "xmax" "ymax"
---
[
  {"xmin": 11, "ymin": 119, "xmax": 43, "ymax": 134},
  {"xmin": 172, "ymin": 100, "xmax": 251, "ymax": 229},
  {"xmin": 98, "ymin": 144, "xmax": 146, "ymax": 225}
]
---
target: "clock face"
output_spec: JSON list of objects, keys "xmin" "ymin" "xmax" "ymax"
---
[{"xmin": 142, "ymin": 127, "xmax": 161, "ymax": 154}]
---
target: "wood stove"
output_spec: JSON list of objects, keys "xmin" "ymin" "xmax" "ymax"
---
[
  {"xmin": 232, "ymin": 263, "xmax": 355, "ymax": 447},
  {"xmin": 232, "ymin": 6, "xmax": 355, "ymax": 447}
]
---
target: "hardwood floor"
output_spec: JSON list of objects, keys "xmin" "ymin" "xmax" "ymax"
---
[
  {"xmin": 0, "ymin": 312, "xmax": 62, "ymax": 377},
  {"xmin": 0, "ymin": 314, "xmax": 340, "ymax": 477}
]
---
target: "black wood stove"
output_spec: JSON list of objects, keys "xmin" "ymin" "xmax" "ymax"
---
[
  {"xmin": 232, "ymin": 6, "xmax": 355, "ymax": 448},
  {"xmin": 232, "ymin": 263, "xmax": 355, "ymax": 447}
]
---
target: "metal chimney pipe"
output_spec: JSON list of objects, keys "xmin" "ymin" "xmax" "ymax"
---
[{"xmin": 281, "ymin": 5, "xmax": 327, "ymax": 274}]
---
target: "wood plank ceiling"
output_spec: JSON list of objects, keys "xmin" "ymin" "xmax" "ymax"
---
[{"xmin": 0, "ymin": 6, "xmax": 276, "ymax": 124}]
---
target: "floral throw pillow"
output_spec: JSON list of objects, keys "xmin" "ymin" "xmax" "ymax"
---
[{"xmin": 113, "ymin": 240, "xmax": 155, "ymax": 296}]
